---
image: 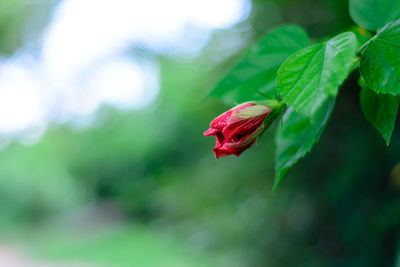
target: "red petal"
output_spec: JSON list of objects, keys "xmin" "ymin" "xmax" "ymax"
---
[
  {"xmin": 222, "ymin": 115, "xmax": 266, "ymax": 142},
  {"xmin": 212, "ymin": 147, "xmax": 232, "ymax": 158},
  {"xmin": 210, "ymin": 110, "xmax": 233, "ymax": 129},
  {"xmin": 214, "ymin": 132, "xmax": 225, "ymax": 147},
  {"xmin": 204, "ymin": 128, "xmax": 219, "ymax": 136},
  {"xmin": 212, "ymin": 138, "xmax": 257, "ymax": 158},
  {"xmin": 224, "ymin": 139, "xmax": 257, "ymax": 156}
]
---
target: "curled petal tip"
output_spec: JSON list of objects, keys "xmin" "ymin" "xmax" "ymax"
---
[
  {"xmin": 204, "ymin": 128, "xmax": 219, "ymax": 136},
  {"xmin": 212, "ymin": 147, "xmax": 230, "ymax": 158}
]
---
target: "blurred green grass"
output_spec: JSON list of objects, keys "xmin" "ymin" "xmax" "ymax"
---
[{"xmin": 5, "ymin": 224, "xmax": 231, "ymax": 267}]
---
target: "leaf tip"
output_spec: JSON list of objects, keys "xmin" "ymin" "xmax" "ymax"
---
[
  {"xmin": 271, "ymin": 182, "xmax": 280, "ymax": 193},
  {"xmin": 272, "ymin": 171, "xmax": 287, "ymax": 193},
  {"xmin": 385, "ymin": 137, "xmax": 391, "ymax": 146}
]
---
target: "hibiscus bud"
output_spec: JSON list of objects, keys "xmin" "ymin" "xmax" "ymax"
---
[{"xmin": 204, "ymin": 101, "xmax": 281, "ymax": 158}]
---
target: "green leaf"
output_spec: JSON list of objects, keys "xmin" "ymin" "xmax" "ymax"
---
[
  {"xmin": 273, "ymin": 98, "xmax": 335, "ymax": 190},
  {"xmin": 210, "ymin": 25, "xmax": 309, "ymax": 104},
  {"xmin": 349, "ymin": 0, "xmax": 400, "ymax": 31},
  {"xmin": 360, "ymin": 87, "xmax": 399, "ymax": 145},
  {"xmin": 277, "ymin": 32, "xmax": 357, "ymax": 116},
  {"xmin": 360, "ymin": 18, "xmax": 400, "ymax": 95}
]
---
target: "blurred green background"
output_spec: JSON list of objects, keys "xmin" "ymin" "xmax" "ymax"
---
[{"xmin": 0, "ymin": 0, "xmax": 399, "ymax": 266}]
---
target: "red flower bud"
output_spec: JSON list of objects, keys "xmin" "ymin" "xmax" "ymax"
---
[{"xmin": 204, "ymin": 102, "xmax": 271, "ymax": 158}]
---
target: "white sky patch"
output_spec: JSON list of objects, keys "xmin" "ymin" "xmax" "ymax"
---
[
  {"xmin": 41, "ymin": 0, "xmax": 250, "ymax": 76},
  {"xmin": 85, "ymin": 58, "xmax": 158, "ymax": 110},
  {"xmin": 186, "ymin": 0, "xmax": 249, "ymax": 28},
  {"xmin": 0, "ymin": 59, "xmax": 46, "ymax": 134},
  {"xmin": 0, "ymin": 0, "xmax": 251, "ymax": 143},
  {"xmin": 57, "ymin": 57, "xmax": 159, "ymax": 116}
]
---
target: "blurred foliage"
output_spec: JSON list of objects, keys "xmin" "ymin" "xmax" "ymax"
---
[
  {"xmin": 0, "ymin": 0, "xmax": 27, "ymax": 54},
  {"xmin": 250, "ymin": 0, "xmax": 353, "ymax": 38},
  {"xmin": 0, "ymin": 0, "xmax": 399, "ymax": 267},
  {"xmin": 0, "ymin": 0, "xmax": 52, "ymax": 55},
  {"xmin": 210, "ymin": 25, "xmax": 309, "ymax": 104}
]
